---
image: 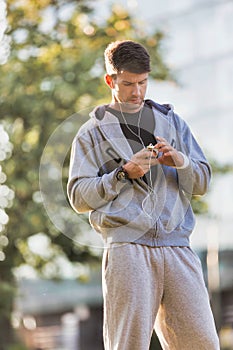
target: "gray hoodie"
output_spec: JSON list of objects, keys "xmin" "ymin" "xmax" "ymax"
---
[{"xmin": 67, "ymin": 100, "xmax": 211, "ymax": 247}]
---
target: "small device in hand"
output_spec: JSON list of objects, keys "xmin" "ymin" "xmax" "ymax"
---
[{"xmin": 147, "ymin": 143, "xmax": 159, "ymax": 157}]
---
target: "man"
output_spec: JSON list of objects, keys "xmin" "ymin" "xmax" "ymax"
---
[{"xmin": 67, "ymin": 40, "xmax": 220, "ymax": 349}]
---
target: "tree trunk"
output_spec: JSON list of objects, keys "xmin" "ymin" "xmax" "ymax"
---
[{"xmin": 0, "ymin": 314, "xmax": 15, "ymax": 349}]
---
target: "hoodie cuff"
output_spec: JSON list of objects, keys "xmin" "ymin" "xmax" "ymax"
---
[{"xmin": 174, "ymin": 152, "xmax": 190, "ymax": 169}]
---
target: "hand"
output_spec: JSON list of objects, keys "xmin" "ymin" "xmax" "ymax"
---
[
  {"xmin": 155, "ymin": 136, "xmax": 184, "ymax": 167},
  {"xmin": 123, "ymin": 148, "xmax": 159, "ymax": 179}
]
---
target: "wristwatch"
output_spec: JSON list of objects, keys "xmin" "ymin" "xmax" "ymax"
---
[{"xmin": 116, "ymin": 166, "xmax": 129, "ymax": 182}]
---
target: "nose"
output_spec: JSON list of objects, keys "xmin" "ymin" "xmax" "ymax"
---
[{"xmin": 132, "ymin": 83, "xmax": 141, "ymax": 96}]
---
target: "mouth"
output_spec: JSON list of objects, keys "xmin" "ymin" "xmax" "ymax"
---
[{"xmin": 128, "ymin": 98, "xmax": 142, "ymax": 104}]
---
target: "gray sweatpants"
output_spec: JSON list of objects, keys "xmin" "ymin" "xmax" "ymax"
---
[{"xmin": 102, "ymin": 243, "xmax": 220, "ymax": 350}]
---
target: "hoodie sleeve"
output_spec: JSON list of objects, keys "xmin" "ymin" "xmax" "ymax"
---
[
  {"xmin": 67, "ymin": 130, "xmax": 129, "ymax": 213},
  {"xmin": 174, "ymin": 114, "xmax": 211, "ymax": 196}
]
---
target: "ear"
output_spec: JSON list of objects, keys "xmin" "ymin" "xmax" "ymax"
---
[{"xmin": 105, "ymin": 74, "xmax": 115, "ymax": 89}]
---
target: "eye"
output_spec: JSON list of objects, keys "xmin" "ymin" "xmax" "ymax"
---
[{"xmin": 139, "ymin": 80, "xmax": 147, "ymax": 85}]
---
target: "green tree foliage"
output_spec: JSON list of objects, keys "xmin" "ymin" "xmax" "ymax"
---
[
  {"xmin": 2, "ymin": 1, "xmax": 172, "ymax": 266},
  {"xmin": 0, "ymin": 0, "xmax": 172, "ymax": 346},
  {"xmin": 191, "ymin": 160, "xmax": 233, "ymax": 215}
]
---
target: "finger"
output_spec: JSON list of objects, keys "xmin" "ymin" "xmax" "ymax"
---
[
  {"xmin": 143, "ymin": 149, "xmax": 156, "ymax": 156},
  {"xmin": 156, "ymin": 142, "xmax": 167, "ymax": 149},
  {"xmin": 156, "ymin": 145, "xmax": 172, "ymax": 155},
  {"xmin": 155, "ymin": 140, "xmax": 169, "ymax": 150},
  {"xmin": 161, "ymin": 145, "xmax": 173, "ymax": 152},
  {"xmin": 163, "ymin": 151, "xmax": 174, "ymax": 157},
  {"xmin": 156, "ymin": 136, "xmax": 167, "ymax": 143}
]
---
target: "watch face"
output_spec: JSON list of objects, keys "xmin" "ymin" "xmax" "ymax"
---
[
  {"xmin": 116, "ymin": 166, "xmax": 129, "ymax": 182},
  {"xmin": 117, "ymin": 170, "xmax": 126, "ymax": 181}
]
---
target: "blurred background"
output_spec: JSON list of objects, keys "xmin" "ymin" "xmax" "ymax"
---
[{"xmin": 0, "ymin": 0, "xmax": 233, "ymax": 349}]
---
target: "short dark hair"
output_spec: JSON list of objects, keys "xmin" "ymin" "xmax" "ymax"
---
[{"xmin": 104, "ymin": 40, "xmax": 151, "ymax": 75}]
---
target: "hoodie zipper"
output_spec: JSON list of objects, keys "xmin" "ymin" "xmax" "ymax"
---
[{"xmin": 152, "ymin": 221, "xmax": 159, "ymax": 246}]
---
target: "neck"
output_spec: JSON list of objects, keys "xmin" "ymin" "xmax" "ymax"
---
[{"xmin": 109, "ymin": 100, "xmax": 144, "ymax": 114}]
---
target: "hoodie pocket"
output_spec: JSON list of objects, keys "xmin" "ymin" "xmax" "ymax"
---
[
  {"xmin": 89, "ymin": 210, "xmax": 104, "ymax": 232},
  {"xmin": 90, "ymin": 208, "xmax": 130, "ymax": 230}
]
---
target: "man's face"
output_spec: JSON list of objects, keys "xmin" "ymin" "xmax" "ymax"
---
[{"xmin": 107, "ymin": 70, "xmax": 149, "ymax": 112}]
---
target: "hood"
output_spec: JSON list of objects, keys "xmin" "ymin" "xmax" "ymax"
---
[{"xmin": 90, "ymin": 99, "xmax": 174, "ymax": 121}]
